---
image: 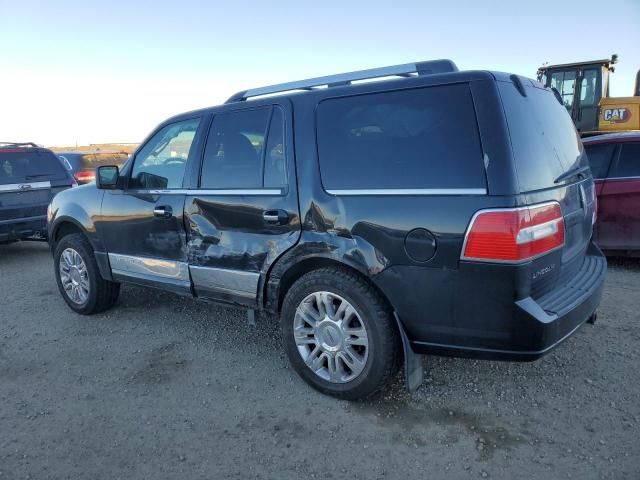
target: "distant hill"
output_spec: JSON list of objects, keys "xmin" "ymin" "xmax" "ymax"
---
[{"xmin": 48, "ymin": 143, "xmax": 138, "ymax": 153}]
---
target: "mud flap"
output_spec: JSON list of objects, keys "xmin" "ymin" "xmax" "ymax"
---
[{"xmin": 394, "ymin": 313, "xmax": 424, "ymax": 393}]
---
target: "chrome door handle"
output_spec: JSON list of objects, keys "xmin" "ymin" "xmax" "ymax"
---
[
  {"xmin": 263, "ymin": 209, "xmax": 288, "ymax": 225},
  {"xmin": 153, "ymin": 206, "xmax": 172, "ymax": 218}
]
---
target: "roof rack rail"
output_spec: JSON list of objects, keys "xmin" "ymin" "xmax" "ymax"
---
[
  {"xmin": 0, "ymin": 142, "xmax": 39, "ymax": 148},
  {"xmin": 226, "ymin": 59, "xmax": 458, "ymax": 103}
]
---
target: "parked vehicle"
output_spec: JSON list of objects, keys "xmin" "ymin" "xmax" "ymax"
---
[
  {"xmin": 583, "ymin": 132, "xmax": 640, "ymax": 255},
  {"xmin": 57, "ymin": 151, "xmax": 130, "ymax": 184},
  {"xmin": 48, "ymin": 60, "xmax": 606, "ymax": 400},
  {"xmin": 0, "ymin": 142, "xmax": 75, "ymax": 244},
  {"xmin": 537, "ymin": 55, "xmax": 640, "ymax": 136}
]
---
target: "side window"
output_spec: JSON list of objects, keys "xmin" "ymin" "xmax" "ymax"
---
[
  {"xmin": 130, "ymin": 118, "xmax": 200, "ymax": 189},
  {"xmin": 579, "ymin": 69, "xmax": 598, "ymax": 107},
  {"xmin": 584, "ymin": 143, "xmax": 616, "ymax": 179},
  {"xmin": 200, "ymin": 107, "xmax": 286, "ymax": 189},
  {"xmin": 550, "ymin": 71, "xmax": 576, "ymax": 112},
  {"xmin": 316, "ymin": 84, "xmax": 485, "ymax": 191},
  {"xmin": 611, "ymin": 143, "xmax": 640, "ymax": 178}
]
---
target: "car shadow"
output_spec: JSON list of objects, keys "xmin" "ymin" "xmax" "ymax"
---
[
  {"xmin": 0, "ymin": 240, "xmax": 50, "ymax": 265},
  {"xmin": 606, "ymin": 256, "xmax": 640, "ymax": 271}
]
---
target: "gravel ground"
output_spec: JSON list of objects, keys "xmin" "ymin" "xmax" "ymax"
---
[{"xmin": 0, "ymin": 242, "xmax": 639, "ymax": 479}]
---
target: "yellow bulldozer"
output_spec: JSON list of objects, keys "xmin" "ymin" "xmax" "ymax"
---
[{"xmin": 537, "ymin": 54, "xmax": 640, "ymax": 136}]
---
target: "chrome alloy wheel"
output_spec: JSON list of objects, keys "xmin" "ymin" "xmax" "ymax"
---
[
  {"xmin": 59, "ymin": 247, "xmax": 90, "ymax": 305},
  {"xmin": 293, "ymin": 291, "xmax": 369, "ymax": 383}
]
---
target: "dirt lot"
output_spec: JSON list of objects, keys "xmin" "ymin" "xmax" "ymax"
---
[{"xmin": 0, "ymin": 242, "xmax": 638, "ymax": 479}]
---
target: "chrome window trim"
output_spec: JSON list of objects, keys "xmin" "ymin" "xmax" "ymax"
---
[
  {"xmin": 604, "ymin": 176, "xmax": 640, "ymax": 181},
  {"xmin": 0, "ymin": 181, "xmax": 51, "ymax": 193},
  {"xmin": 133, "ymin": 189, "xmax": 283, "ymax": 196},
  {"xmin": 325, "ymin": 188, "xmax": 487, "ymax": 196}
]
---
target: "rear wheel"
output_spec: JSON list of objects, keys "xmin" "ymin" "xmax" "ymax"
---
[
  {"xmin": 281, "ymin": 267, "xmax": 400, "ymax": 400},
  {"xmin": 54, "ymin": 233, "xmax": 120, "ymax": 314}
]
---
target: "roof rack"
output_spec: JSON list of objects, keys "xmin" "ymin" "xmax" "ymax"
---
[
  {"xmin": 226, "ymin": 59, "xmax": 458, "ymax": 103},
  {"xmin": 0, "ymin": 142, "xmax": 39, "ymax": 148}
]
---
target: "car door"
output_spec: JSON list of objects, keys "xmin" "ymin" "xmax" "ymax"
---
[
  {"xmin": 184, "ymin": 102, "xmax": 300, "ymax": 307},
  {"xmin": 98, "ymin": 116, "xmax": 205, "ymax": 294},
  {"xmin": 598, "ymin": 142, "xmax": 640, "ymax": 251},
  {"xmin": 583, "ymin": 141, "xmax": 616, "ymax": 247}
]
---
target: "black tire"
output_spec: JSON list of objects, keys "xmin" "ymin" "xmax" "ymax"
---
[
  {"xmin": 281, "ymin": 267, "xmax": 400, "ymax": 400},
  {"xmin": 54, "ymin": 233, "xmax": 120, "ymax": 314}
]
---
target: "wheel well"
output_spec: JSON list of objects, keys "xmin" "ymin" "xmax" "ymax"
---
[
  {"xmin": 53, "ymin": 222, "xmax": 83, "ymax": 249},
  {"xmin": 274, "ymin": 257, "xmax": 393, "ymax": 314}
]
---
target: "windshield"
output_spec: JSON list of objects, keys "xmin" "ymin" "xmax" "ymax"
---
[
  {"xmin": 498, "ymin": 80, "xmax": 588, "ymax": 192},
  {"xmin": 0, "ymin": 150, "xmax": 68, "ymax": 185}
]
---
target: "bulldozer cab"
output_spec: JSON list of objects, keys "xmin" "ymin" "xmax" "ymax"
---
[{"xmin": 537, "ymin": 57, "xmax": 616, "ymax": 134}]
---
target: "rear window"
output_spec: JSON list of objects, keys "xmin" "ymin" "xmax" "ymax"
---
[
  {"xmin": 498, "ymin": 80, "xmax": 587, "ymax": 192},
  {"xmin": 316, "ymin": 84, "xmax": 486, "ymax": 191},
  {"xmin": 0, "ymin": 150, "xmax": 68, "ymax": 185},
  {"xmin": 584, "ymin": 143, "xmax": 616, "ymax": 179}
]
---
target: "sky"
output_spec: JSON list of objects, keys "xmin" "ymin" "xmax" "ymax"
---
[{"xmin": 1, "ymin": 0, "xmax": 639, "ymax": 147}]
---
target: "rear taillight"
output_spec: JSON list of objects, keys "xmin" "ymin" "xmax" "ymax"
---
[
  {"xmin": 74, "ymin": 170, "xmax": 95, "ymax": 183},
  {"xmin": 462, "ymin": 202, "xmax": 565, "ymax": 263}
]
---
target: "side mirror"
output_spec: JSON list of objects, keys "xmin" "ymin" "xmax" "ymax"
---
[{"xmin": 96, "ymin": 165, "xmax": 120, "ymax": 189}]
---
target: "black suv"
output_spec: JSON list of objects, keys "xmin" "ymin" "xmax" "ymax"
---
[
  {"xmin": 48, "ymin": 60, "xmax": 606, "ymax": 399},
  {"xmin": 1, "ymin": 142, "xmax": 75, "ymax": 243}
]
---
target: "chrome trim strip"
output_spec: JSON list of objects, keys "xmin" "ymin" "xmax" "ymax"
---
[
  {"xmin": 325, "ymin": 188, "xmax": 487, "ymax": 196},
  {"xmin": 136, "ymin": 189, "xmax": 283, "ymax": 196},
  {"xmin": 604, "ymin": 176, "xmax": 640, "ymax": 181},
  {"xmin": 0, "ymin": 181, "xmax": 51, "ymax": 193},
  {"xmin": 189, "ymin": 265, "xmax": 259, "ymax": 296},
  {"xmin": 108, "ymin": 253, "xmax": 189, "ymax": 282}
]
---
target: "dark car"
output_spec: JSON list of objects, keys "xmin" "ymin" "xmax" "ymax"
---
[
  {"xmin": 47, "ymin": 60, "xmax": 606, "ymax": 400},
  {"xmin": 57, "ymin": 151, "xmax": 130, "ymax": 184},
  {"xmin": 583, "ymin": 132, "xmax": 640, "ymax": 256},
  {"xmin": 0, "ymin": 142, "xmax": 75, "ymax": 243}
]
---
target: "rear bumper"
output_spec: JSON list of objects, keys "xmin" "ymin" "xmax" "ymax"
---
[
  {"xmin": 0, "ymin": 215, "xmax": 48, "ymax": 243},
  {"xmin": 376, "ymin": 243, "xmax": 607, "ymax": 361}
]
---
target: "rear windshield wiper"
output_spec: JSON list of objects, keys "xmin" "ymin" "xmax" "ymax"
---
[{"xmin": 554, "ymin": 165, "xmax": 591, "ymax": 184}]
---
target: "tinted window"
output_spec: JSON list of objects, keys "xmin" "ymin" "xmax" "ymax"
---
[
  {"xmin": 130, "ymin": 118, "xmax": 200, "ymax": 190},
  {"xmin": 498, "ymin": 81, "xmax": 586, "ymax": 192},
  {"xmin": 316, "ymin": 84, "xmax": 485, "ymax": 190},
  {"xmin": 264, "ymin": 108, "xmax": 287, "ymax": 188},
  {"xmin": 611, "ymin": 143, "xmax": 640, "ymax": 178},
  {"xmin": 201, "ymin": 107, "xmax": 286, "ymax": 189},
  {"xmin": 584, "ymin": 143, "xmax": 615, "ymax": 179},
  {"xmin": 0, "ymin": 150, "xmax": 68, "ymax": 185}
]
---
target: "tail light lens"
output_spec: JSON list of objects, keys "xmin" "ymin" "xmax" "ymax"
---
[
  {"xmin": 462, "ymin": 202, "xmax": 565, "ymax": 263},
  {"xmin": 74, "ymin": 170, "xmax": 96, "ymax": 183}
]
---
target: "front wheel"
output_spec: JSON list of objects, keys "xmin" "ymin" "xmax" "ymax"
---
[
  {"xmin": 54, "ymin": 233, "xmax": 120, "ymax": 314},
  {"xmin": 281, "ymin": 267, "xmax": 400, "ymax": 400}
]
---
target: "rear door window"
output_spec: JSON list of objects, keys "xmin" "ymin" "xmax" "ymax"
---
[
  {"xmin": 584, "ymin": 143, "xmax": 616, "ymax": 179},
  {"xmin": 0, "ymin": 150, "xmax": 68, "ymax": 185},
  {"xmin": 498, "ymin": 81, "xmax": 587, "ymax": 192},
  {"xmin": 610, "ymin": 143, "xmax": 640, "ymax": 178},
  {"xmin": 200, "ymin": 106, "xmax": 286, "ymax": 190},
  {"xmin": 316, "ymin": 84, "xmax": 486, "ymax": 191}
]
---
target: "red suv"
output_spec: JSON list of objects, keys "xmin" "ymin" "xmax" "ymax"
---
[{"xmin": 583, "ymin": 132, "xmax": 640, "ymax": 256}]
